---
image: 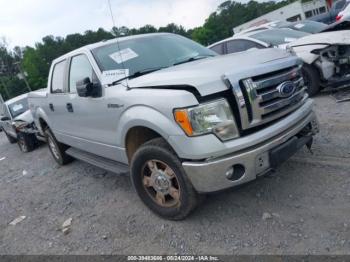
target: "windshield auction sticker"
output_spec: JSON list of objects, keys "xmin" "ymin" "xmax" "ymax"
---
[
  {"xmin": 109, "ymin": 48, "xmax": 139, "ymax": 64},
  {"xmin": 101, "ymin": 69, "xmax": 129, "ymax": 85}
]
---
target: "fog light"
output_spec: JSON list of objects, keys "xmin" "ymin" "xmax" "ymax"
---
[
  {"xmin": 225, "ymin": 164, "xmax": 245, "ymax": 181},
  {"xmin": 225, "ymin": 167, "xmax": 234, "ymax": 179}
]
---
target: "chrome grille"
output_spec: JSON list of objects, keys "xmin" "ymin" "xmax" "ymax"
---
[{"xmin": 234, "ymin": 65, "xmax": 307, "ymax": 130}]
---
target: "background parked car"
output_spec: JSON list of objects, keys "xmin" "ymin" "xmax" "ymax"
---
[
  {"xmin": 0, "ymin": 93, "xmax": 43, "ymax": 152},
  {"xmin": 310, "ymin": 0, "xmax": 349, "ymax": 24},
  {"xmin": 336, "ymin": 0, "xmax": 350, "ymax": 21},
  {"xmin": 235, "ymin": 20, "xmax": 329, "ymax": 35},
  {"xmin": 322, "ymin": 16, "xmax": 350, "ymax": 31},
  {"xmin": 209, "ymin": 28, "xmax": 350, "ymax": 96}
]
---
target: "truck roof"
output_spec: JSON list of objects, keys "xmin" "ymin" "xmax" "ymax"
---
[{"xmin": 52, "ymin": 33, "xmax": 173, "ymax": 64}]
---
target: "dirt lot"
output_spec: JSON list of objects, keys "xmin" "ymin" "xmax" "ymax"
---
[{"xmin": 0, "ymin": 93, "xmax": 349, "ymax": 255}]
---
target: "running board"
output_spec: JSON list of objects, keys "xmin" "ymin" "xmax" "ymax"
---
[{"xmin": 66, "ymin": 147, "xmax": 129, "ymax": 174}]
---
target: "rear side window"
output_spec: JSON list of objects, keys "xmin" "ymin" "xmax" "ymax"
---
[
  {"xmin": 210, "ymin": 43, "xmax": 224, "ymax": 55},
  {"xmin": 226, "ymin": 40, "xmax": 264, "ymax": 54},
  {"xmin": 69, "ymin": 55, "xmax": 94, "ymax": 93},
  {"xmin": 51, "ymin": 60, "xmax": 66, "ymax": 93}
]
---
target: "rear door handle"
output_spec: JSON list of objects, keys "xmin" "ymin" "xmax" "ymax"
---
[
  {"xmin": 49, "ymin": 103, "xmax": 54, "ymax": 111},
  {"xmin": 66, "ymin": 103, "xmax": 74, "ymax": 113}
]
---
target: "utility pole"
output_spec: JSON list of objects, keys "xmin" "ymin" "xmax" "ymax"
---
[
  {"xmin": 14, "ymin": 62, "xmax": 31, "ymax": 92},
  {"xmin": 0, "ymin": 76, "xmax": 10, "ymax": 99}
]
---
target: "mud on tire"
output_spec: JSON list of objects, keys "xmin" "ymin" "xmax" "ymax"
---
[
  {"xmin": 130, "ymin": 138, "xmax": 199, "ymax": 220},
  {"xmin": 45, "ymin": 128, "xmax": 73, "ymax": 165},
  {"xmin": 302, "ymin": 64, "xmax": 320, "ymax": 97},
  {"xmin": 17, "ymin": 132, "xmax": 37, "ymax": 153}
]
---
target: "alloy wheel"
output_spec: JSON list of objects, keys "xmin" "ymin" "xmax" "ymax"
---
[{"xmin": 141, "ymin": 160, "xmax": 181, "ymax": 208}]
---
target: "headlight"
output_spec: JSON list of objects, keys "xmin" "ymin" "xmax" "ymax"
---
[
  {"xmin": 174, "ymin": 99, "xmax": 239, "ymax": 141},
  {"xmin": 286, "ymin": 46, "xmax": 296, "ymax": 56},
  {"xmin": 13, "ymin": 121, "xmax": 28, "ymax": 131}
]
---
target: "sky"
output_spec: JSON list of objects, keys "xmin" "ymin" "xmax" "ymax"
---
[{"xmin": 0, "ymin": 0, "xmax": 227, "ymax": 48}]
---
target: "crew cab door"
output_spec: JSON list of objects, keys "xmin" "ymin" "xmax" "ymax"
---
[
  {"xmin": 61, "ymin": 53, "xmax": 124, "ymax": 161},
  {"xmin": 46, "ymin": 58, "xmax": 70, "ymax": 134}
]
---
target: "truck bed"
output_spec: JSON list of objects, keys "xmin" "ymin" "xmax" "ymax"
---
[{"xmin": 28, "ymin": 88, "xmax": 48, "ymax": 99}]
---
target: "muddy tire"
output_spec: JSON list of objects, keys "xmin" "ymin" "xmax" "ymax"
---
[
  {"xmin": 45, "ymin": 128, "xmax": 73, "ymax": 165},
  {"xmin": 302, "ymin": 64, "xmax": 320, "ymax": 97},
  {"xmin": 4, "ymin": 131, "xmax": 17, "ymax": 144},
  {"xmin": 130, "ymin": 138, "xmax": 199, "ymax": 220},
  {"xmin": 17, "ymin": 132, "xmax": 37, "ymax": 153}
]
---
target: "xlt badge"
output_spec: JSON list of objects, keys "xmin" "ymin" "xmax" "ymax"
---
[{"xmin": 108, "ymin": 103, "xmax": 124, "ymax": 109}]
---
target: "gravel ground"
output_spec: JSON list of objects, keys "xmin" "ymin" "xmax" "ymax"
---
[{"xmin": 0, "ymin": 93, "xmax": 349, "ymax": 255}]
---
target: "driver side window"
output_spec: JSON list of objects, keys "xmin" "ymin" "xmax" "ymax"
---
[{"xmin": 69, "ymin": 54, "xmax": 95, "ymax": 93}]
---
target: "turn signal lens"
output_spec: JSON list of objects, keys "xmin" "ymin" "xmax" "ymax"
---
[
  {"xmin": 174, "ymin": 110, "xmax": 193, "ymax": 136},
  {"xmin": 174, "ymin": 99, "xmax": 239, "ymax": 140}
]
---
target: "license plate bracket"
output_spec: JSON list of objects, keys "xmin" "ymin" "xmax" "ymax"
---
[{"xmin": 269, "ymin": 136, "xmax": 312, "ymax": 168}]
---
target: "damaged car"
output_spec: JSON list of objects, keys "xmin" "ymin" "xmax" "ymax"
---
[
  {"xmin": 0, "ymin": 93, "xmax": 44, "ymax": 152},
  {"xmin": 209, "ymin": 28, "xmax": 350, "ymax": 96}
]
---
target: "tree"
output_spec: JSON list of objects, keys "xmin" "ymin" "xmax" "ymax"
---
[{"xmin": 17, "ymin": 0, "xmax": 296, "ymax": 94}]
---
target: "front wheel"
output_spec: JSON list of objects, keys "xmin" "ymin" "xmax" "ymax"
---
[
  {"xmin": 17, "ymin": 132, "xmax": 37, "ymax": 153},
  {"xmin": 4, "ymin": 131, "xmax": 17, "ymax": 144},
  {"xmin": 302, "ymin": 64, "xmax": 320, "ymax": 97},
  {"xmin": 130, "ymin": 138, "xmax": 199, "ymax": 220},
  {"xmin": 45, "ymin": 128, "xmax": 73, "ymax": 165}
]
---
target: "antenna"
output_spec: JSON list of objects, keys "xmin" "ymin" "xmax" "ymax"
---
[{"xmin": 107, "ymin": 0, "xmax": 129, "ymax": 87}]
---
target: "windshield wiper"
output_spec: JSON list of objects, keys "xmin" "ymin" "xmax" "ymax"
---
[
  {"xmin": 110, "ymin": 67, "xmax": 166, "ymax": 85},
  {"xmin": 173, "ymin": 55, "xmax": 215, "ymax": 66}
]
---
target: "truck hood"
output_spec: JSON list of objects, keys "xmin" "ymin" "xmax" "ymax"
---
[
  {"xmin": 128, "ymin": 48, "xmax": 294, "ymax": 96},
  {"xmin": 13, "ymin": 110, "xmax": 33, "ymax": 123},
  {"xmin": 290, "ymin": 30, "xmax": 350, "ymax": 47}
]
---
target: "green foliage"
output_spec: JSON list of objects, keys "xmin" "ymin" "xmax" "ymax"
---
[
  {"xmin": 191, "ymin": 0, "xmax": 296, "ymax": 45},
  {"xmin": 2, "ymin": 0, "xmax": 297, "ymax": 97},
  {"xmin": 22, "ymin": 28, "xmax": 114, "ymax": 91},
  {"xmin": 0, "ymin": 38, "xmax": 29, "ymax": 100}
]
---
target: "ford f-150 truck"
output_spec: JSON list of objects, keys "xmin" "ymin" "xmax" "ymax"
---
[{"xmin": 28, "ymin": 33, "xmax": 319, "ymax": 220}]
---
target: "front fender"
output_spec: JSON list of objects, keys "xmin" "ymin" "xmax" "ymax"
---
[
  {"xmin": 116, "ymin": 105, "xmax": 184, "ymax": 148},
  {"xmin": 293, "ymin": 44, "xmax": 328, "ymax": 64},
  {"xmin": 33, "ymin": 107, "xmax": 51, "ymax": 135}
]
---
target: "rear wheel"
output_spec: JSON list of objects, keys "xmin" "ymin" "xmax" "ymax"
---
[
  {"xmin": 17, "ymin": 132, "xmax": 37, "ymax": 153},
  {"xmin": 130, "ymin": 138, "xmax": 199, "ymax": 220},
  {"xmin": 302, "ymin": 64, "xmax": 320, "ymax": 97},
  {"xmin": 4, "ymin": 131, "xmax": 17, "ymax": 144},
  {"xmin": 45, "ymin": 128, "xmax": 73, "ymax": 165}
]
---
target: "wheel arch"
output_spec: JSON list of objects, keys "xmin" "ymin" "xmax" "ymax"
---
[
  {"xmin": 36, "ymin": 109, "xmax": 51, "ymax": 135},
  {"xmin": 117, "ymin": 106, "xmax": 184, "ymax": 163}
]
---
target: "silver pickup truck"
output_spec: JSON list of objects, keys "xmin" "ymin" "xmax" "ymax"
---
[{"xmin": 29, "ymin": 33, "xmax": 319, "ymax": 220}]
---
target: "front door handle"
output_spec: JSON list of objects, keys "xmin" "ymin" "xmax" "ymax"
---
[
  {"xmin": 66, "ymin": 103, "xmax": 74, "ymax": 113},
  {"xmin": 49, "ymin": 103, "xmax": 54, "ymax": 111}
]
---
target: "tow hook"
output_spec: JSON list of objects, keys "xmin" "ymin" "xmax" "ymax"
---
[{"xmin": 306, "ymin": 137, "xmax": 314, "ymax": 155}]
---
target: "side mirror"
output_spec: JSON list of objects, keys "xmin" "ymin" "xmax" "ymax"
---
[
  {"xmin": 76, "ymin": 77, "xmax": 102, "ymax": 98},
  {"xmin": 1, "ymin": 116, "xmax": 10, "ymax": 121}
]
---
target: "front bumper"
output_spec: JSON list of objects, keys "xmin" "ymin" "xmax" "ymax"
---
[{"xmin": 182, "ymin": 109, "xmax": 319, "ymax": 193}]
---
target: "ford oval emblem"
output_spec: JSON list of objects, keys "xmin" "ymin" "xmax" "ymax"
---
[{"xmin": 277, "ymin": 81, "xmax": 296, "ymax": 98}]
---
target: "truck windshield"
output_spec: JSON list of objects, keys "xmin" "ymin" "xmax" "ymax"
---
[
  {"xmin": 92, "ymin": 34, "xmax": 216, "ymax": 80},
  {"xmin": 8, "ymin": 98, "xmax": 29, "ymax": 118},
  {"xmin": 251, "ymin": 29, "xmax": 310, "ymax": 46}
]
